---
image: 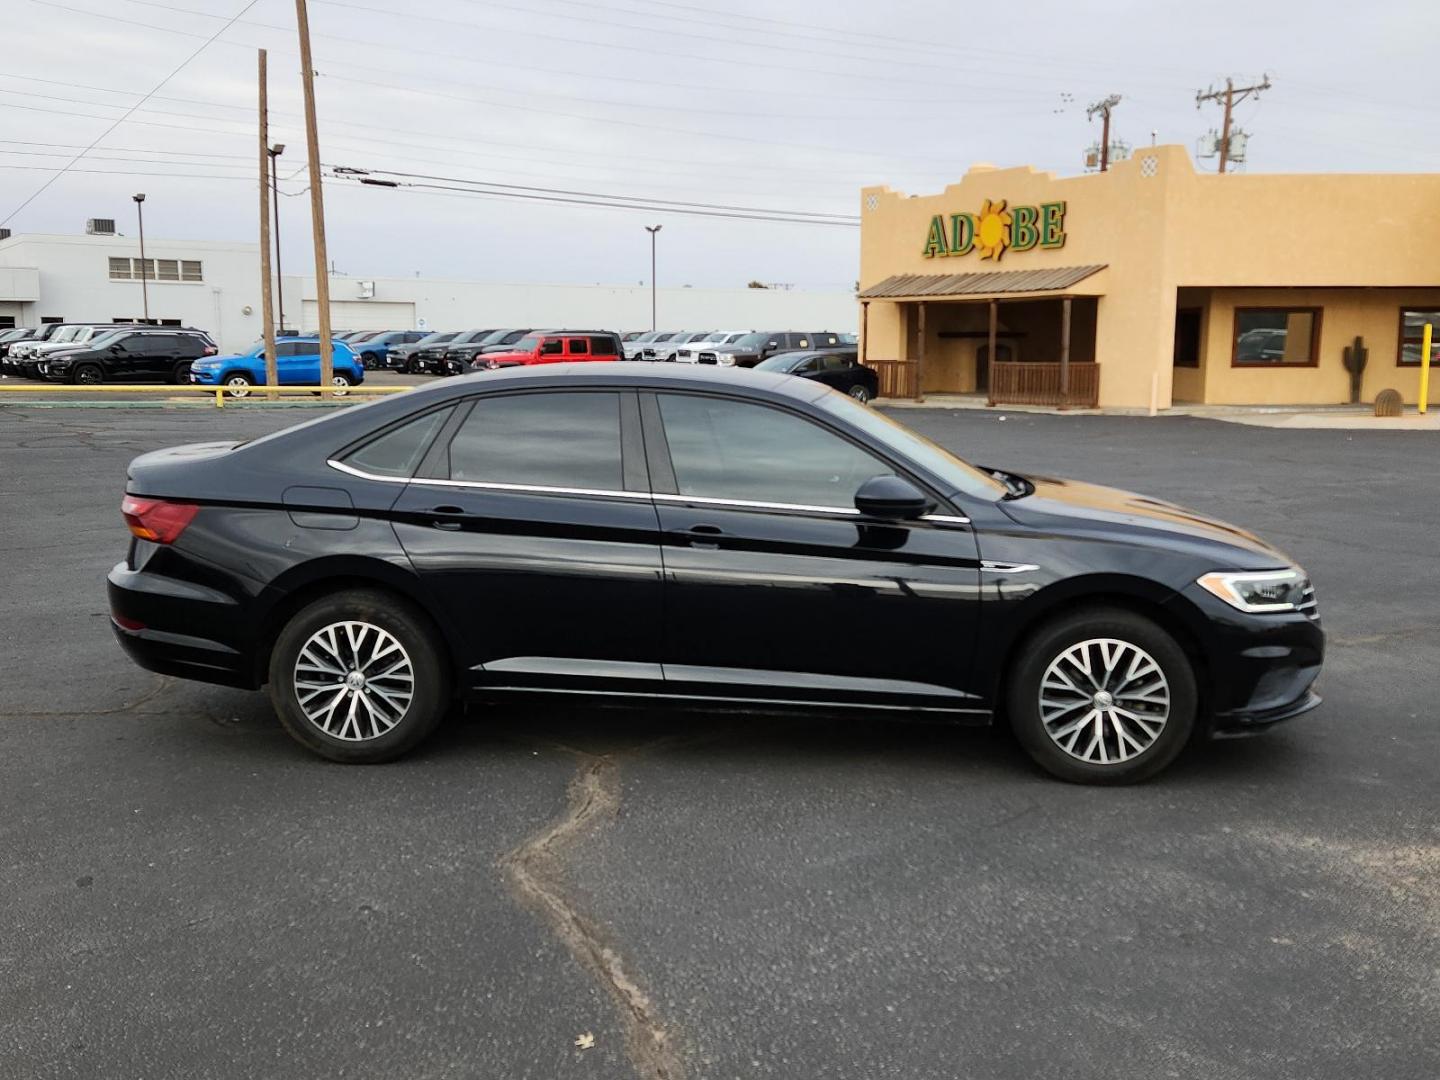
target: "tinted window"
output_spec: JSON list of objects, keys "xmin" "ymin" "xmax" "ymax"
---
[
  {"xmin": 540, "ymin": 339, "xmax": 563, "ymax": 356},
  {"xmin": 344, "ymin": 407, "xmax": 453, "ymax": 479},
  {"xmin": 658, "ymin": 394, "xmax": 891, "ymax": 509},
  {"xmin": 121, "ymin": 336, "xmax": 160, "ymax": 356},
  {"xmin": 820, "ymin": 354, "xmax": 847, "ymax": 371},
  {"xmin": 567, "ymin": 338, "xmax": 589, "ymax": 355},
  {"xmin": 447, "ymin": 392, "xmax": 623, "ymax": 491},
  {"xmin": 590, "ymin": 336, "xmax": 617, "ymax": 355}
]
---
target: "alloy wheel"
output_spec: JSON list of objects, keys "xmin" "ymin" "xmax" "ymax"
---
[
  {"xmin": 225, "ymin": 376, "xmax": 251, "ymax": 398},
  {"xmin": 1038, "ymin": 637, "xmax": 1170, "ymax": 765},
  {"xmin": 331, "ymin": 375, "xmax": 351, "ymax": 396},
  {"xmin": 75, "ymin": 366, "xmax": 101, "ymax": 385},
  {"xmin": 293, "ymin": 620, "xmax": 415, "ymax": 741},
  {"xmin": 849, "ymin": 385, "xmax": 872, "ymax": 404}
]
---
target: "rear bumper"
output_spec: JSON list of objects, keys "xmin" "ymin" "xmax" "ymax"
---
[{"xmin": 107, "ymin": 562, "xmax": 258, "ymax": 689}]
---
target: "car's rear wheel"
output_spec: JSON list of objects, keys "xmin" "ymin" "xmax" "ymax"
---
[
  {"xmin": 172, "ymin": 361, "xmax": 192, "ymax": 385},
  {"xmin": 318, "ymin": 373, "xmax": 351, "ymax": 397},
  {"xmin": 72, "ymin": 364, "xmax": 102, "ymax": 385},
  {"xmin": 1007, "ymin": 608, "xmax": 1197, "ymax": 784},
  {"xmin": 223, "ymin": 373, "xmax": 252, "ymax": 398},
  {"xmin": 849, "ymin": 384, "xmax": 873, "ymax": 404},
  {"xmin": 268, "ymin": 589, "xmax": 448, "ymax": 763}
]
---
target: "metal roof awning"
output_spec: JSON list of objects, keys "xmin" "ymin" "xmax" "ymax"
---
[{"xmin": 859, "ymin": 264, "xmax": 1106, "ymax": 300}]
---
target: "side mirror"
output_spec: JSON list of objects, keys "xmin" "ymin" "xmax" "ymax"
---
[
  {"xmin": 109, "ymin": 343, "xmax": 123, "ymax": 353},
  {"xmin": 854, "ymin": 474, "xmax": 931, "ymax": 520}
]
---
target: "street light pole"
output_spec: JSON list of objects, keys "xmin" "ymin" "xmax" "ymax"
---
[
  {"xmin": 268, "ymin": 143, "xmax": 286, "ymax": 333},
  {"xmin": 132, "ymin": 193, "xmax": 149, "ymax": 323},
  {"xmin": 645, "ymin": 224, "xmax": 662, "ymax": 331}
]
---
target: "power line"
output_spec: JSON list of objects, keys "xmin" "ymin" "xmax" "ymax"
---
[
  {"xmin": 1196, "ymin": 75, "xmax": 1271, "ymax": 173},
  {"xmin": 1, "ymin": 0, "xmax": 262, "ymax": 227},
  {"xmin": 328, "ymin": 165, "xmax": 859, "ymax": 221}
]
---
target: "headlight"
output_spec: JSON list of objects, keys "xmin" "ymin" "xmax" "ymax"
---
[
  {"xmin": 718, "ymin": 354, "xmax": 735, "ymax": 366},
  {"xmin": 1197, "ymin": 568, "xmax": 1309, "ymax": 613}
]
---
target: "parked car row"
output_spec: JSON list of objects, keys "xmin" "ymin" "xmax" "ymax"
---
[{"xmin": 2, "ymin": 324, "xmax": 218, "ymax": 383}]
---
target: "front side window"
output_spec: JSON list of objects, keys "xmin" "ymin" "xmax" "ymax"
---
[
  {"xmin": 540, "ymin": 339, "xmax": 563, "ymax": 356},
  {"xmin": 1233, "ymin": 309, "xmax": 1319, "ymax": 365},
  {"xmin": 447, "ymin": 392, "xmax": 623, "ymax": 491},
  {"xmin": 1398, "ymin": 308, "xmax": 1440, "ymax": 365},
  {"xmin": 343, "ymin": 407, "xmax": 453, "ymax": 478},
  {"xmin": 513, "ymin": 336, "xmax": 540, "ymax": 352},
  {"xmin": 658, "ymin": 394, "xmax": 891, "ymax": 510}
]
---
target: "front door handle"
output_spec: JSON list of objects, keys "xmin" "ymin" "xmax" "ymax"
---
[
  {"xmin": 672, "ymin": 523, "xmax": 724, "ymax": 549},
  {"xmin": 430, "ymin": 504, "xmax": 465, "ymax": 531}
]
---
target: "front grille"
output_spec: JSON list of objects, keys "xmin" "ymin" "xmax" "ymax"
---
[
  {"xmin": 698, "ymin": 352, "xmax": 717, "ymax": 364},
  {"xmin": 1297, "ymin": 582, "xmax": 1319, "ymax": 623}
]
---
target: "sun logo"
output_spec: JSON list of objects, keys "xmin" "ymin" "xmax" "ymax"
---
[{"xmin": 975, "ymin": 199, "xmax": 1013, "ymax": 260}]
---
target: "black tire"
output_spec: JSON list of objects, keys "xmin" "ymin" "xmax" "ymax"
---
[
  {"xmin": 223, "ymin": 372, "xmax": 252, "ymax": 398},
  {"xmin": 72, "ymin": 364, "xmax": 102, "ymax": 385},
  {"xmin": 268, "ymin": 588, "xmax": 449, "ymax": 763},
  {"xmin": 1006, "ymin": 607, "xmax": 1197, "ymax": 785},
  {"xmin": 172, "ymin": 361, "xmax": 193, "ymax": 385},
  {"xmin": 361, "ymin": 352, "xmax": 379, "ymax": 371},
  {"xmin": 849, "ymin": 384, "xmax": 873, "ymax": 404}
]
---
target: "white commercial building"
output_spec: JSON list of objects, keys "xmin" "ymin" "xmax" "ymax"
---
[{"xmin": 0, "ymin": 230, "xmax": 856, "ymax": 353}]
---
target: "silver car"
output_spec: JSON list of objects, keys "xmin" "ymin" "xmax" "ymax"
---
[
  {"xmin": 645, "ymin": 330, "xmax": 714, "ymax": 362},
  {"xmin": 675, "ymin": 330, "xmax": 752, "ymax": 363}
]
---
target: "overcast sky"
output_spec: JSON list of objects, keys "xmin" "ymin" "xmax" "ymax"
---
[{"xmin": 2, "ymin": 0, "xmax": 1436, "ymax": 290}]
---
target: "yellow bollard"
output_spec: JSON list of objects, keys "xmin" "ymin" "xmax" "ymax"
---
[
  {"xmin": 215, "ymin": 387, "xmax": 225, "ymax": 409},
  {"xmin": 1421, "ymin": 322, "xmax": 1433, "ymax": 416}
]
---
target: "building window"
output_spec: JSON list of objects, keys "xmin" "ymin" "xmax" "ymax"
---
[
  {"xmin": 1397, "ymin": 308, "xmax": 1440, "ymax": 366},
  {"xmin": 103, "ymin": 257, "xmax": 203, "ymax": 282},
  {"xmin": 41, "ymin": 316, "xmax": 63, "ymax": 324},
  {"xmin": 1232, "ymin": 308, "xmax": 1320, "ymax": 366}
]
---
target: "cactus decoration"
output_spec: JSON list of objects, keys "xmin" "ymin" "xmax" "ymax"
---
[{"xmin": 1342, "ymin": 335, "xmax": 1368, "ymax": 404}]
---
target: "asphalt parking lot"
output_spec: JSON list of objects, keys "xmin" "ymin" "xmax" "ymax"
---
[{"xmin": 1, "ymin": 402, "xmax": 1436, "ymax": 1080}]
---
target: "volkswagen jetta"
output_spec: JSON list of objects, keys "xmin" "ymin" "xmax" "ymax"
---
[{"xmin": 108, "ymin": 364, "xmax": 1322, "ymax": 783}]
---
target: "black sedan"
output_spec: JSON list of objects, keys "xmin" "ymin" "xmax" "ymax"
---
[
  {"xmin": 756, "ymin": 349, "xmax": 877, "ymax": 403},
  {"xmin": 108, "ymin": 364, "xmax": 1322, "ymax": 783}
]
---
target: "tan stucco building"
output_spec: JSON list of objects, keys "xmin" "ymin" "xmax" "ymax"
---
[{"xmin": 859, "ymin": 145, "xmax": 1440, "ymax": 409}]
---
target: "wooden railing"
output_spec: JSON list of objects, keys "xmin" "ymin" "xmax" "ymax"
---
[
  {"xmin": 864, "ymin": 358, "xmax": 919, "ymax": 400},
  {"xmin": 989, "ymin": 361, "xmax": 1099, "ymax": 408}
]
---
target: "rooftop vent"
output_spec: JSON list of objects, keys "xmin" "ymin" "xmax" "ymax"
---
[{"xmin": 86, "ymin": 218, "xmax": 117, "ymax": 236}]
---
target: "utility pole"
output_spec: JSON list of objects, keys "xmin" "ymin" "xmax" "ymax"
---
[
  {"xmin": 1086, "ymin": 94, "xmax": 1121, "ymax": 171},
  {"xmin": 268, "ymin": 143, "xmax": 286, "ymax": 334},
  {"xmin": 1196, "ymin": 75, "xmax": 1271, "ymax": 173},
  {"xmin": 258, "ymin": 49, "xmax": 278, "ymax": 397},
  {"xmin": 295, "ymin": 0, "xmax": 333, "ymax": 388},
  {"xmin": 645, "ymin": 224, "xmax": 661, "ymax": 331},
  {"xmin": 132, "ymin": 193, "xmax": 149, "ymax": 323}
]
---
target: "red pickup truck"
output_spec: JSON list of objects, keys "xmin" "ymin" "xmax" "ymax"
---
[{"xmin": 472, "ymin": 331, "xmax": 624, "ymax": 370}]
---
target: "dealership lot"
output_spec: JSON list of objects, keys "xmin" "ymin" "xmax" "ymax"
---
[{"xmin": 1, "ymin": 404, "xmax": 1436, "ymax": 1080}]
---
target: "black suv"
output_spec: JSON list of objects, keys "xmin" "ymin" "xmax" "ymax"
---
[
  {"xmin": 405, "ymin": 329, "xmax": 496, "ymax": 375},
  {"xmin": 701, "ymin": 331, "xmax": 846, "ymax": 368},
  {"xmin": 41, "ymin": 329, "xmax": 217, "ymax": 384}
]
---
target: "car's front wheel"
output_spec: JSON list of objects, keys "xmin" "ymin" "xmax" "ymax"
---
[
  {"xmin": 268, "ymin": 589, "xmax": 448, "ymax": 763},
  {"xmin": 1007, "ymin": 608, "xmax": 1197, "ymax": 784},
  {"xmin": 224, "ymin": 373, "xmax": 252, "ymax": 398},
  {"xmin": 72, "ymin": 364, "xmax": 103, "ymax": 385}
]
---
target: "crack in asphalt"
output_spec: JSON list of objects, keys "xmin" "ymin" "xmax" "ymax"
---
[{"xmin": 500, "ymin": 740, "xmax": 687, "ymax": 1080}]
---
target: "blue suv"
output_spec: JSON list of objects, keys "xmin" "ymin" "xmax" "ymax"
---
[{"xmin": 189, "ymin": 337, "xmax": 365, "ymax": 396}]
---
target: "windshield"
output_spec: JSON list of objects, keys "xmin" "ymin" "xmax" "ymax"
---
[
  {"xmin": 734, "ymin": 333, "xmax": 771, "ymax": 348},
  {"xmin": 818, "ymin": 393, "xmax": 1006, "ymax": 500},
  {"xmin": 51, "ymin": 326, "xmax": 84, "ymax": 342},
  {"xmin": 511, "ymin": 335, "xmax": 541, "ymax": 352},
  {"xmin": 0, "ymin": 329, "xmax": 28, "ymax": 342},
  {"xmin": 415, "ymin": 332, "xmax": 457, "ymax": 346},
  {"xmin": 755, "ymin": 353, "xmax": 804, "ymax": 373},
  {"xmin": 476, "ymin": 329, "xmax": 514, "ymax": 346}
]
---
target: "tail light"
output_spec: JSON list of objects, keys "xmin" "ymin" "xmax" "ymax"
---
[
  {"xmin": 122, "ymin": 495, "xmax": 199, "ymax": 543},
  {"xmin": 204, "ymin": 345, "xmax": 218, "ymax": 355}
]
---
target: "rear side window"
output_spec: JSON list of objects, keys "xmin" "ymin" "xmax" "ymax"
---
[
  {"xmin": 446, "ymin": 392, "xmax": 623, "ymax": 491},
  {"xmin": 343, "ymin": 407, "xmax": 454, "ymax": 479},
  {"xmin": 590, "ymin": 336, "xmax": 617, "ymax": 355},
  {"xmin": 567, "ymin": 338, "xmax": 589, "ymax": 355}
]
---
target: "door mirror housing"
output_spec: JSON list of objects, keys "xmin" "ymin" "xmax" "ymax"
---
[{"xmin": 854, "ymin": 474, "xmax": 932, "ymax": 520}]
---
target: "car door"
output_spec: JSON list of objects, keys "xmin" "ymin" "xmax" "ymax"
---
[
  {"xmin": 108, "ymin": 334, "xmax": 154, "ymax": 380},
  {"xmin": 644, "ymin": 390, "xmax": 984, "ymax": 711},
  {"xmin": 388, "ymin": 389, "xmax": 664, "ymax": 692}
]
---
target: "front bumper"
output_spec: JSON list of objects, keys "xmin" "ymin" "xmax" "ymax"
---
[{"xmin": 1164, "ymin": 583, "xmax": 1324, "ymax": 738}]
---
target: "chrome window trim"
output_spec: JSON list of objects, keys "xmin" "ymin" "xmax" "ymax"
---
[
  {"xmin": 327, "ymin": 458, "xmax": 648, "ymax": 501},
  {"xmin": 328, "ymin": 459, "xmax": 970, "ymax": 523}
]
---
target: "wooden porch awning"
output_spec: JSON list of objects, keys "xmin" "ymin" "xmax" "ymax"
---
[{"xmin": 858, "ymin": 264, "xmax": 1106, "ymax": 300}]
